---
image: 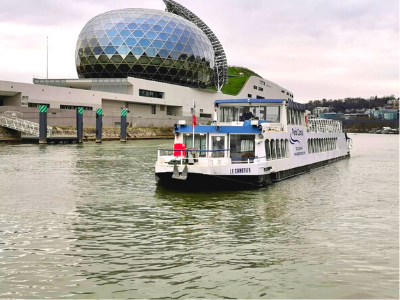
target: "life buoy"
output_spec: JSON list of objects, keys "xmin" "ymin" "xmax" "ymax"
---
[{"xmin": 305, "ymin": 115, "xmax": 309, "ymax": 125}]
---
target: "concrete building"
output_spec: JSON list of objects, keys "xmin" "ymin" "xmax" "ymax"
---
[{"xmin": 0, "ymin": 76, "xmax": 293, "ymax": 126}]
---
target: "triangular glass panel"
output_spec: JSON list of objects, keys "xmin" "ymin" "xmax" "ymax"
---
[
  {"xmin": 99, "ymin": 37, "xmax": 111, "ymax": 47},
  {"xmin": 89, "ymin": 38, "xmax": 98, "ymax": 47},
  {"xmin": 93, "ymin": 46, "xmax": 103, "ymax": 55},
  {"xmin": 125, "ymin": 37, "xmax": 137, "ymax": 47},
  {"xmin": 119, "ymin": 30, "xmax": 131, "ymax": 38},
  {"xmin": 115, "ymin": 23, "xmax": 125, "ymax": 30},
  {"xmin": 95, "ymin": 30, "xmax": 106, "ymax": 38},
  {"xmin": 132, "ymin": 46, "xmax": 144, "ymax": 56},
  {"xmin": 118, "ymin": 44, "xmax": 130, "ymax": 56},
  {"xmin": 158, "ymin": 33, "xmax": 168, "ymax": 41},
  {"xmin": 86, "ymin": 31, "xmax": 95, "ymax": 39},
  {"xmin": 124, "ymin": 17, "xmax": 134, "ymax": 23},
  {"xmin": 113, "ymin": 17, "xmax": 123, "ymax": 24},
  {"xmin": 146, "ymin": 31, "xmax": 157, "ymax": 39},
  {"xmin": 103, "ymin": 23, "xmax": 114, "ymax": 30},
  {"xmin": 104, "ymin": 45, "xmax": 117, "ymax": 55},
  {"xmin": 133, "ymin": 30, "xmax": 144, "ymax": 38},
  {"xmin": 170, "ymin": 34, "xmax": 178, "ymax": 42},
  {"xmin": 152, "ymin": 25, "xmax": 162, "ymax": 32},
  {"xmin": 159, "ymin": 49, "xmax": 168, "ymax": 58},
  {"xmin": 107, "ymin": 29, "xmax": 118, "ymax": 37},
  {"xmin": 140, "ymin": 23, "xmax": 150, "ymax": 31},
  {"xmin": 151, "ymin": 40, "xmax": 163, "ymax": 49},
  {"xmin": 138, "ymin": 38, "xmax": 150, "ymax": 48},
  {"xmin": 164, "ymin": 26, "xmax": 173, "ymax": 34},
  {"xmin": 145, "ymin": 47, "xmax": 156, "ymax": 57},
  {"xmin": 112, "ymin": 36, "xmax": 124, "ymax": 46},
  {"xmin": 173, "ymin": 28, "xmax": 182, "ymax": 36}
]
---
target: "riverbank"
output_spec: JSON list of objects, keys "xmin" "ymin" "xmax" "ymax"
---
[{"xmin": 0, "ymin": 126, "xmax": 174, "ymax": 142}]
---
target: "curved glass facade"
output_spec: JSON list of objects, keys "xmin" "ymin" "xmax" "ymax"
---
[{"xmin": 75, "ymin": 8, "xmax": 215, "ymax": 88}]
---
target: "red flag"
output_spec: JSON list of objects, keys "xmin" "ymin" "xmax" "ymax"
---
[
  {"xmin": 192, "ymin": 114, "xmax": 197, "ymax": 127},
  {"xmin": 192, "ymin": 99, "xmax": 196, "ymax": 127}
]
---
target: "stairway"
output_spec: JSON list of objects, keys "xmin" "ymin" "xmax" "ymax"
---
[{"xmin": 0, "ymin": 111, "xmax": 53, "ymax": 137}]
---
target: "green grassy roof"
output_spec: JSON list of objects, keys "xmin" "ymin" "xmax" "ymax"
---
[{"xmin": 207, "ymin": 66, "xmax": 262, "ymax": 95}]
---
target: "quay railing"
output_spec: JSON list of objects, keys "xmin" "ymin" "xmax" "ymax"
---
[{"xmin": 0, "ymin": 111, "xmax": 53, "ymax": 137}]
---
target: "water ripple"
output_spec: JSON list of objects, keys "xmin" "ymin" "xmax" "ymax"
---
[{"xmin": 0, "ymin": 135, "xmax": 398, "ymax": 298}]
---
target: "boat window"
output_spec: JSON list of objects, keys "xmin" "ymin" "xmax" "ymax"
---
[
  {"xmin": 265, "ymin": 139, "xmax": 271, "ymax": 161},
  {"xmin": 286, "ymin": 139, "xmax": 289, "ymax": 157},
  {"xmin": 219, "ymin": 105, "xmax": 280, "ymax": 122},
  {"xmin": 220, "ymin": 106, "xmax": 234, "ymax": 122},
  {"xmin": 281, "ymin": 139, "xmax": 285, "ymax": 158},
  {"xmin": 271, "ymin": 140, "xmax": 276, "ymax": 160},
  {"xmin": 183, "ymin": 134, "xmax": 207, "ymax": 157},
  {"xmin": 286, "ymin": 107, "xmax": 291, "ymax": 125},
  {"xmin": 211, "ymin": 136, "xmax": 225, "ymax": 157},
  {"xmin": 230, "ymin": 134, "xmax": 255, "ymax": 162},
  {"xmin": 239, "ymin": 106, "xmax": 257, "ymax": 121},
  {"xmin": 276, "ymin": 140, "xmax": 281, "ymax": 159},
  {"xmin": 266, "ymin": 106, "xmax": 280, "ymax": 122}
]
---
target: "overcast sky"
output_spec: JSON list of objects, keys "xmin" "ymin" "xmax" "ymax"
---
[{"xmin": 0, "ymin": 0, "xmax": 398, "ymax": 103}]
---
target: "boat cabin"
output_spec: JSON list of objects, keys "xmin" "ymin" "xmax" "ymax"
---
[{"xmin": 165, "ymin": 99, "xmax": 307, "ymax": 164}]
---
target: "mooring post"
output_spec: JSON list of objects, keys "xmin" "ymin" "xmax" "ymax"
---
[
  {"xmin": 39, "ymin": 105, "xmax": 48, "ymax": 144},
  {"xmin": 76, "ymin": 107, "xmax": 83, "ymax": 143},
  {"xmin": 95, "ymin": 108, "xmax": 103, "ymax": 143},
  {"xmin": 120, "ymin": 108, "xmax": 128, "ymax": 142}
]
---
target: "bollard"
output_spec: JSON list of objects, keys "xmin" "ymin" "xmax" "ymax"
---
[
  {"xmin": 120, "ymin": 108, "xmax": 128, "ymax": 142},
  {"xmin": 95, "ymin": 108, "xmax": 103, "ymax": 143},
  {"xmin": 76, "ymin": 107, "xmax": 83, "ymax": 143},
  {"xmin": 39, "ymin": 105, "xmax": 48, "ymax": 144}
]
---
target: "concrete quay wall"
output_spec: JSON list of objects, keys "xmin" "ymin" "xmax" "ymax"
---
[{"xmin": 0, "ymin": 106, "xmax": 210, "ymax": 128}]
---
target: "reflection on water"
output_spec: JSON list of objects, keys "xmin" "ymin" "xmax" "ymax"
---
[{"xmin": 0, "ymin": 135, "xmax": 398, "ymax": 298}]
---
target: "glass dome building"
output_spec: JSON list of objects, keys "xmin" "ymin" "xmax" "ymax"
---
[{"xmin": 75, "ymin": 8, "xmax": 215, "ymax": 88}]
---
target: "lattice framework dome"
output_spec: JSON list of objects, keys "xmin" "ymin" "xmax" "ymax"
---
[{"xmin": 75, "ymin": 8, "xmax": 215, "ymax": 88}]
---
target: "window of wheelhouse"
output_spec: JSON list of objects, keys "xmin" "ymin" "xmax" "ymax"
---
[
  {"xmin": 183, "ymin": 134, "xmax": 207, "ymax": 157},
  {"xmin": 230, "ymin": 135, "xmax": 255, "ymax": 162},
  {"xmin": 219, "ymin": 105, "xmax": 280, "ymax": 123}
]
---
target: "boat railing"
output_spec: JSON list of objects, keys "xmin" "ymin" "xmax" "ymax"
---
[
  {"xmin": 307, "ymin": 118, "xmax": 342, "ymax": 133},
  {"xmin": 157, "ymin": 149, "xmax": 268, "ymax": 166}
]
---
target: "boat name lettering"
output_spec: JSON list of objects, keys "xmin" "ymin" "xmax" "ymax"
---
[
  {"xmin": 291, "ymin": 128, "xmax": 304, "ymax": 136},
  {"xmin": 294, "ymin": 151, "xmax": 306, "ymax": 156},
  {"xmin": 230, "ymin": 168, "xmax": 251, "ymax": 174},
  {"xmin": 296, "ymin": 146, "xmax": 303, "ymax": 151}
]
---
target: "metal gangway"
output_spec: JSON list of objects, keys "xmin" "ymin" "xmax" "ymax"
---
[{"xmin": 0, "ymin": 111, "xmax": 53, "ymax": 137}]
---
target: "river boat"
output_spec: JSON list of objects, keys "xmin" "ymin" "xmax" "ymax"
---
[{"xmin": 155, "ymin": 99, "xmax": 352, "ymax": 189}]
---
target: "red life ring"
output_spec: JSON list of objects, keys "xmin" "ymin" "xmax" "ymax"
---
[{"xmin": 305, "ymin": 115, "xmax": 309, "ymax": 125}]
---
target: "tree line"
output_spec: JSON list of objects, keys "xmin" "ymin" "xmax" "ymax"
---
[{"xmin": 305, "ymin": 95, "xmax": 398, "ymax": 112}]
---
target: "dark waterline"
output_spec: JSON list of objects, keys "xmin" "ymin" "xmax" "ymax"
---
[{"xmin": 0, "ymin": 134, "xmax": 398, "ymax": 298}]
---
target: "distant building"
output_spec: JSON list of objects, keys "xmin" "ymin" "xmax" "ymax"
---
[
  {"xmin": 373, "ymin": 109, "xmax": 399, "ymax": 120},
  {"xmin": 319, "ymin": 112, "xmax": 343, "ymax": 119},
  {"xmin": 312, "ymin": 107, "xmax": 330, "ymax": 116}
]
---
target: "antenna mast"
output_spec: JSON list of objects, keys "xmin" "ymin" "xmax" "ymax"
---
[{"xmin": 47, "ymin": 36, "xmax": 48, "ymax": 79}]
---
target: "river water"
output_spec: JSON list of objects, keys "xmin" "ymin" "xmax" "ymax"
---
[{"xmin": 0, "ymin": 134, "xmax": 398, "ymax": 299}]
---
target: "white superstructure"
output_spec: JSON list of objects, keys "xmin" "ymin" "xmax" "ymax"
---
[{"xmin": 155, "ymin": 98, "xmax": 352, "ymax": 189}]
